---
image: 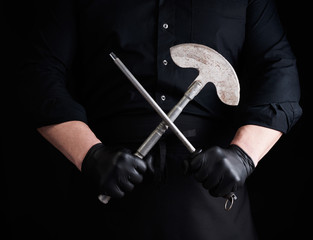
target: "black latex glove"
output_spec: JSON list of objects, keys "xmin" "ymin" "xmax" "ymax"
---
[
  {"xmin": 189, "ymin": 145, "xmax": 255, "ymax": 197},
  {"xmin": 81, "ymin": 143, "xmax": 148, "ymax": 198}
]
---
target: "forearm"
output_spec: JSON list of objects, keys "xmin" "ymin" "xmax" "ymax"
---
[
  {"xmin": 37, "ymin": 121, "xmax": 101, "ymax": 171},
  {"xmin": 231, "ymin": 125, "xmax": 282, "ymax": 166}
]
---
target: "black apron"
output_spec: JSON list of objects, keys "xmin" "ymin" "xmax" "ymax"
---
[
  {"xmin": 75, "ymin": 113, "xmax": 259, "ymax": 240},
  {"xmin": 14, "ymin": 114, "xmax": 257, "ymax": 240}
]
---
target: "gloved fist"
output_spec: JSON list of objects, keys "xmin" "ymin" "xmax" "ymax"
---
[
  {"xmin": 189, "ymin": 145, "xmax": 255, "ymax": 197},
  {"xmin": 81, "ymin": 143, "xmax": 148, "ymax": 198}
]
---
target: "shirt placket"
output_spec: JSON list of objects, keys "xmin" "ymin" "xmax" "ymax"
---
[{"xmin": 156, "ymin": 0, "xmax": 176, "ymax": 109}]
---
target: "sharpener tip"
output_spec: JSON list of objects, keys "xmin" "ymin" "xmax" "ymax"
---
[{"xmin": 109, "ymin": 52, "xmax": 117, "ymax": 61}]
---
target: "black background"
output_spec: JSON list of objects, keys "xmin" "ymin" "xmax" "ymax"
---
[{"xmin": 2, "ymin": 1, "xmax": 312, "ymax": 239}]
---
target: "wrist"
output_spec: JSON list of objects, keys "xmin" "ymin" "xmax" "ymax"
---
[
  {"xmin": 37, "ymin": 121, "xmax": 102, "ymax": 171},
  {"xmin": 231, "ymin": 125, "xmax": 282, "ymax": 166},
  {"xmin": 228, "ymin": 144, "xmax": 255, "ymax": 175}
]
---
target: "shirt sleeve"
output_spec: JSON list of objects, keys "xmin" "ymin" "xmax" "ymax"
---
[
  {"xmin": 237, "ymin": 102, "xmax": 302, "ymax": 133},
  {"xmin": 237, "ymin": 0, "xmax": 302, "ymax": 133},
  {"xmin": 18, "ymin": 0, "xmax": 87, "ymax": 128}
]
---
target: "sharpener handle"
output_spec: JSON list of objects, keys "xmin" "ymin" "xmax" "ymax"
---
[
  {"xmin": 190, "ymin": 149, "xmax": 237, "ymax": 211},
  {"xmin": 97, "ymin": 152, "xmax": 143, "ymax": 204}
]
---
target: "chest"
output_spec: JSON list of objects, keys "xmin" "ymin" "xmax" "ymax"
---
[{"xmin": 77, "ymin": 0, "xmax": 248, "ymax": 63}]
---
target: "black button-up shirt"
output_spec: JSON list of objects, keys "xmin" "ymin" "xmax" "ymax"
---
[
  {"xmin": 20, "ymin": 0, "xmax": 302, "ymax": 135},
  {"xmin": 16, "ymin": 1, "xmax": 303, "ymax": 239}
]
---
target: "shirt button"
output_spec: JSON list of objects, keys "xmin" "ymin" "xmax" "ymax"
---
[
  {"xmin": 163, "ymin": 60, "xmax": 168, "ymax": 66},
  {"xmin": 160, "ymin": 95, "xmax": 166, "ymax": 101},
  {"xmin": 163, "ymin": 23, "xmax": 169, "ymax": 29}
]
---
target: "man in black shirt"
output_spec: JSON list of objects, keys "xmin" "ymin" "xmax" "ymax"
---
[{"xmin": 17, "ymin": 0, "xmax": 302, "ymax": 239}]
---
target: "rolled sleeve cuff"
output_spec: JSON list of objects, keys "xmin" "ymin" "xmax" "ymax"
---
[
  {"xmin": 33, "ymin": 96, "xmax": 88, "ymax": 128},
  {"xmin": 237, "ymin": 102, "xmax": 302, "ymax": 134}
]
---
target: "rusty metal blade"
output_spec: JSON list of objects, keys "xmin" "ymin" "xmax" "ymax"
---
[{"xmin": 170, "ymin": 43, "xmax": 240, "ymax": 106}]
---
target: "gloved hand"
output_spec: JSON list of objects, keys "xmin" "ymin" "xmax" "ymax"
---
[
  {"xmin": 188, "ymin": 145, "xmax": 255, "ymax": 197},
  {"xmin": 81, "ymin": 143, "xmax": 148, "ymax": 198}
]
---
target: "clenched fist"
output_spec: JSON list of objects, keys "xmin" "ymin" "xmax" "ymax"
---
[
  {"xmin": 189, "ymin": 145, "xmax": 255, "ymax": 197},
  {"xmin": 82, "ymin": 143, "xmax": 149, "ymax": 198}
]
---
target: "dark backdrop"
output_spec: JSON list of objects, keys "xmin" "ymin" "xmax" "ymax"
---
[
  {"xmin": 247, "ymin": 1, "xmax": 311, "ymax": 238},
  {"xmin": 2, "ymin": 1, "xmax": 311, "ymax": 239}
]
